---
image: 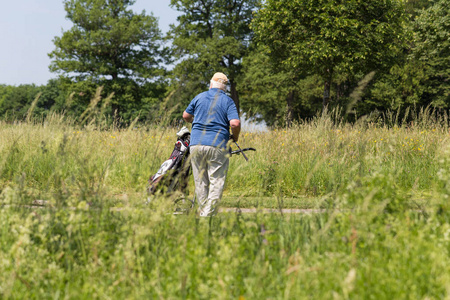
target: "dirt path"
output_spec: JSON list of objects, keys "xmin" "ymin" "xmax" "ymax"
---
[
  {"xmin": 3, "ymin": 200, "xmax": 328, "ymax": 214},
  {"xmin": 219, "ymin": 207, "xmax": 327, "ymax": 214}
]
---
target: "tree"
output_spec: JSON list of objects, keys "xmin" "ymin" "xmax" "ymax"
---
[
  {"xmin": 412, "ymin": 0, "xmax": 450, "ymax": 107},
  {"xmin": 0, "ymin": 82, "xmax": 67, "ymax": 121},
  {"xmin": 0, "ymin": 84, "xmax": 40, "ymax": 119},
  {"xmin": 169, "ymin": 0, "xmax": 260, "ymax": 113},
  {"xmin": 361, "ymin": 60, "xmax": 428, "ymax": 114},
  {"xmin": 363, "ymin": 0, "xmax": 450, "ymax": 114},
  {"xmin": 405, "ymin": 0, "xmax": 432, "ymax": 16},
  {"xmin": 239, "ymin": 48, "xmax": 323, "ymax": 127},
  {"xmin": 49, "ymin": 0, "xmax": 168, "ymax": 121},
  {"xmin": 252, "ymin": 0, "xmax": 408, "ymax": 109}
]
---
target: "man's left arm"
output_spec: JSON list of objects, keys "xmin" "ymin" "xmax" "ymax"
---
[
  {"xmin": 230, "ymin": 119, "xmax": 241, "ymax": 142},
  {"xmin": 227, "ymin": 98, "xmax": 240, "ymax": 141}
]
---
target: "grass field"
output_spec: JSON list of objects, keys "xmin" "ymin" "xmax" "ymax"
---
[{"xmin": 1, "ymin": 112, "xmax": 449, "ymax": 298}]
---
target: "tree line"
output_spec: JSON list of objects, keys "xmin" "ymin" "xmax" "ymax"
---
[{"xmin": 0, "ymin": 0, "xmax": 448, "ymax": 127}]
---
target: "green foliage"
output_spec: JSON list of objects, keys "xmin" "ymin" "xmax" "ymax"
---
[
  {"xmin": 49, "ymin": 0, "xmax": 169, "ymax": 122},
  {"xmin": 50, "ymin": 0, "xmax": 166, "ymax": 82},
  {"xmin": 169, "ymin": 0, "xmax": 260, "ymax": 113},
  {"xmin": 239, "ymin": 49, "xmax": 323, "ymax": 126},
  {"xmin": 0, "ymin": 83, "xmax": 66, "ymax": 120},
  {"xmin": 1, "ymin": 1, "xmax": 448, "ymax": 126},
  {"xmin": 0, "ymin": 84, "xmax": 40, "ymax": 119},
  {"xmin": 239, "ymin": 50, "xmax": 291, "ymax": 126},
  {"xmin": 252, "ymin": 0, "xmax": 408, "ymax": 108},
  {"xmin": 254, "ymin": 0, "xmax": 407, "ymax": 75},
  {"xmin": 362, "ymin": 60, "xmax": 429, "ymax": 114},
  {"xmin": 405, "ymin": 0, "xmax": 432, "ymax": 16},
  {"xmin": 359, "ymin": 0, "xmax": 450, "ymax": 115},
  {"xmin": 412, "ymin": 0, "xmax": 450, "ymax": 107}
]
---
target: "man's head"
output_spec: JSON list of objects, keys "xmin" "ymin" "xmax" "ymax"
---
[{"xmin": 210, "ymin": 72, "xmax": 228, "ymax": 91}]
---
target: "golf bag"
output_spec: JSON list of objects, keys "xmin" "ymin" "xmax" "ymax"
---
[{"xmin": 147, "ymin": 127, "xmax": 191, "ymax": 197}]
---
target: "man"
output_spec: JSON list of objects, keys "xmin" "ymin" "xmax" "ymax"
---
[{"xmin": 182, "ymin": 72, "xmax": 241, "ymax": 217}]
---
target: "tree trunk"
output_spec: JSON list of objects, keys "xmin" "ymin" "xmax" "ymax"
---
[
  {"xmin": 286, "ymin": 90, "xmax": 294, "ymax": 127},
  {"xmin": 322, "ymin": 68, "xmax": 333, "ymax": 109},
  {"xmin": 230, "ymin": 79, "xmax": 240, "ymax": 115},
  {"xmin": 336, "ymin": 83, "xmax": 340, "ymax": 104}
]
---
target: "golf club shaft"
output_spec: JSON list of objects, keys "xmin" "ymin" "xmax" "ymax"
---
[{"xmin": 234, "ymin": 141, "xmax": 249, "ymax": 161}]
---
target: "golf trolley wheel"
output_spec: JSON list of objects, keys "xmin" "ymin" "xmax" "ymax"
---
[
  {"xmin": 173, "ymin": 195, "xmax": 195, "ymax": 214},
  {"xmin": 168, "ymin": 179, "xmax": 195, "ymax": 214}
]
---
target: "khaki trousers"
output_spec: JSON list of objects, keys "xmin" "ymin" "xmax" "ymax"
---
[{"xmin": 190, "ymin": 145, "xmax": 229, "ymax": 217}]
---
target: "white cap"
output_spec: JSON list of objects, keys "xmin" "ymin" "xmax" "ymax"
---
[{"xmin": 211, "ymin": 72, "xmax": 228, "ymax": 84}]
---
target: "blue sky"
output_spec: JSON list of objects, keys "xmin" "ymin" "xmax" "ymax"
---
[{"xmin": 0, "ymin": 0, "xmax": 179, "ymax": 86}]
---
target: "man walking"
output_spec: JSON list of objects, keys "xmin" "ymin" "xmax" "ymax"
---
[{"xmin": 182, "ymin": 72, "xmax": 240, "ymax": 217}]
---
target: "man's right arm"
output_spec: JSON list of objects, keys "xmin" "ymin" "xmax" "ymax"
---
[
  {"xmin": 183, "ymin": 111, "xmax": 194, "ymax": 123},
  {"xmin": 230, "ymin": 119, "xmax": 241, "ymax": 142}
]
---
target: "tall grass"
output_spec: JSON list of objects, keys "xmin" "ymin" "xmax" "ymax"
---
[
  {"xmin": 0, "ymin": 111, "xmax": 449, "ymax": 298},
  {"xmin": 1, "ymin": 109, "xmax": 448, "ymax": 206}
]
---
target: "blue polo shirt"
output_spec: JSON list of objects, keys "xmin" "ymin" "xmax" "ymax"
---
[{"xmin": 185, "ymin": 88, "xmax": 239, "ymax": 148}]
